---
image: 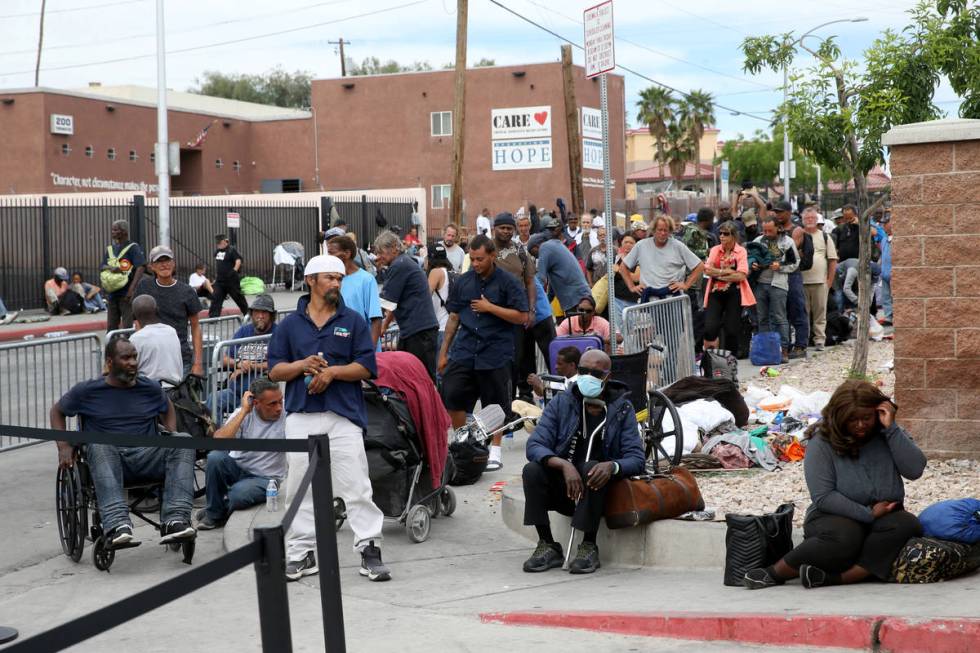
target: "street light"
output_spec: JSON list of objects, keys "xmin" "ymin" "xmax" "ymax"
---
[{"xmin": 782, "ymin": 17, "xmax": 869, "ymax": 202}]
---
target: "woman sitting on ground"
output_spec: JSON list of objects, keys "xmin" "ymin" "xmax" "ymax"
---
[
  {"xmin": 744, "ymin": 379, "xmax": 926, "ymax": 589},
  {"xmin": 702, "ymin": 220, "xmax": 754, "ymax": 352}
]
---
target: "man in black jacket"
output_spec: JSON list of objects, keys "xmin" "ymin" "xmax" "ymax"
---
[{"xmin": 209, "ymin": 234, "xmax": 249, "ymax": 317}]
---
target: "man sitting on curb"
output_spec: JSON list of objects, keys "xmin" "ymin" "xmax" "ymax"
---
[
  {"xmin": 197, "ymin": 377, "xmax": 286, "ymax": 530},
  {"xmin": 522, "ymin": 349, "xmax": 645, "ymax": 574}
]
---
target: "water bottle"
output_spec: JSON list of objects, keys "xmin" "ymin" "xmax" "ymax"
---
[{"xmin": 266, "ymin": 479, "xmax": 280, "ymax": 512}]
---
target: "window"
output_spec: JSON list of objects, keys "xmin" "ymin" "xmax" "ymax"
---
[
  {"xmin": 107, "ymin": 148, "xmax": 116, "ymax": 160},
  {"xmin": 84, "ymin": 146, "xmax": 94, "ymax": 158},
  {"xmin": 430, "ymin": 111, "xmax": 452, "ymax": 137},
  {"xmin": 149, "ymin": 151, "xmax": 155, "ymax": 163},
  {"xmin": 129, "ymin": 150, "xmax": 138, "ymax": 161},
  {"xmin": 215, "ymin": 158, "xmax": 223, "ymax": 169},
  {"xmin": 61, "ymin": 143, "xmax": 71, "ymax": 156},
  {"xmin": 233, "ymin": 160, "xmax": 241, "ymax": 172},
  {"xmin": 431, "ymin": 184, "xmax": 451, "ymax": 209}
]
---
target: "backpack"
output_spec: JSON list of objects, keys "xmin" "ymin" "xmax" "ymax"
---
[
  {"xmin": 798, "ymin": 231, "xmax": 827, "ymax": 272},
  {"xmin": 100, "ymin": 243, "xmax": 137, "ymax": 293},
  {"xmin": 434, "ymin": 268, "xmax": 459, "ymax": 309},
  {"xmin": 701, "ymin": 348, "xmax": 738, "ymax": 383},
  {"xmin": 165, "ymin": 375, "xmax": 214, "ymax": 439},
  {"xmin": 58, "ymin": 289, "xmax": 85, "ymax": 315},
  {"xmin": 680, "ymin": 222, "xmax": 710, "ymax": 260}
]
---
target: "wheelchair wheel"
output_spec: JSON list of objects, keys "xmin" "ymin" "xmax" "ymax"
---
[
  {"xmin": 56, "ymin": 465, "xmax": 88, "ymax": 562},
  {"xmin": 644, "ymin": 389, "xmax": 684, "ymax": 469},
  {"xmin": 92, "ymin": 537, "xmax": 114, "ymax": 572},
  {"xmin": 406, "ymin": 504, "xmax": 431, "ymax": 543},
  {"xmin": 334, "ymin": 497, "xmax": 347, "ymax": 532},
  {"xmin": 439, "ymin": 488, "xmax": 457, "ymax": 517}
]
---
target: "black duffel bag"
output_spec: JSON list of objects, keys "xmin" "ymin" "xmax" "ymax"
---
[
  {"xmin": 448, "ymin": 438, "xmax": 489, "ymax": 486},
  {"xmin": 723, "ymin": 502, "xmax": 795, "ymax": 586}
]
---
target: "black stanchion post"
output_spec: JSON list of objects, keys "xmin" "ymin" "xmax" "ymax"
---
[
  {"xmin": 253, "ymin": 525, "xmax": 293, "ymax": 652},
  {"xmin": 0, "ymin": 626, "xmax": 17, "ymax": 644},
  {"xmin": 309, "ymin": 434, "xmax": 347, "ymax": 653}
]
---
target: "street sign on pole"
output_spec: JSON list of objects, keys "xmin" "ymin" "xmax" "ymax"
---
[
  {"xmin": 584, "ymin": 1, "xmax": 618, "ymax": 346},
  {"xmin": 720, "ymin": 160, "xmax": 729, "ymax": 200},
  {"xmin": 226, "ymin": 211, "xmax": 241, "ymax": 229}
]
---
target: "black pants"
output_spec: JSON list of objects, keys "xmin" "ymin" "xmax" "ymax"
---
[
  {"xmin": 783, "ymin": 509, "xmax": 922, "ymax": 580},
  {"xmin": 398, "ymin": 327, "xmax": 438, "ymax": 382},
  {"xmin": 704, "ymin": 285, "xmax": 742, "ymax": 346},
  {"xmin": 515, "ymin": 317, "xmax": 557, "ymax": 400},
  {"xmin": 209, "ymin": 278, "xmax": 249, "ymax": 317},
  {"xmin": 106, "ymin": 293, "xmax": 133, "ymax": 331},
  {"xmin": 196, "ymin": 285, "xmax": 214, "ymax": 301},
  {"xmin": 523, "ymin": 460, "xmax": 608, "ymax": 533}
]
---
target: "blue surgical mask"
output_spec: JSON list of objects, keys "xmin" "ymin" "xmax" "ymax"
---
[{"xmin": 576, "ymin": 375, "xmax": 604, "ymax": 398}]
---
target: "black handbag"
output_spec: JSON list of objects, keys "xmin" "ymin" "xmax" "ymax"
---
[{"xmin": 723, "ymin": 502, "xmax": 795, "ymax": 586}]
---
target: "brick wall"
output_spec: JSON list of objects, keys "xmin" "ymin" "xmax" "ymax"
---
[{"xmin": 884, "ymin": 120, "xmax": 980, "ymax": 458}]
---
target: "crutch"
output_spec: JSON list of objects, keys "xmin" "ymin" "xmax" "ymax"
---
[{"xmin": 563, "ymin": 400, "xmax": 607, "ymax": 570}]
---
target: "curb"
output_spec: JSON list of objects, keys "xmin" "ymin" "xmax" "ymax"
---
[
  {"xmin": 0, "ymin": 307, "xmax": 242, "ymax": 342},
  {"xmin": 479, "ymin": 611, "xmax": 980, "ymax": 652}
]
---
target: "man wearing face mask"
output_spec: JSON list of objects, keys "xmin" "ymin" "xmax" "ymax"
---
[{"xmin": 521, "ymin": 350, "xmax": 646, "ymax": 575}]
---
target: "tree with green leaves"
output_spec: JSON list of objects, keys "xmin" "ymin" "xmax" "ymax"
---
[
  {"xmin": 348, "ymin": 57, "xmax": 433, "ymax": 76},
  {"xmin": 190, "ymin": 67, "xmax": 312, "ymax": 108},
  {"xmin": 741, "ymin": 9, "xmax": 945, "ymax": 376},
  {"xmin": 635, "ymin": 87, "xmax": 715, "ymax": 191}
]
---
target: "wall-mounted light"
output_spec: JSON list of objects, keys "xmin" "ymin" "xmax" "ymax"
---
[
  {"xmin": 342, "ymin": 82, "xmax": 355, "ymax": 90},
  {"xmin": 1, "ymin": 98, "xmax": 15, "ymax": 105},
  {"xmin": 105, "ymin": 104, "xmax": 115, "ymax": 112},
  {"xmin": 422, "ymin": 91, "xmax": 427, "ymax": 97},
  {"xmin": 223, "ymin": 121, "xmax": 231, "ymax": 127},
  {"xmin": 512, "ymin": 71, "xmax": 526, "ymax": 78}
]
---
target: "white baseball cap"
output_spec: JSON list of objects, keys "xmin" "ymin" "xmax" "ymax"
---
[{"xmin": 305, "ymin": 254, "xmax": 345, "ymax": 277}]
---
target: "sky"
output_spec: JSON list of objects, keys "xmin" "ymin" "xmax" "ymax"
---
[{"xmin": 0, "ymin": 0, "xmax": 964, "ymax": 142}]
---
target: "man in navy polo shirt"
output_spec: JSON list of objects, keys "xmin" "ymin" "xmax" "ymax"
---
[
  {"xmin": 438, "ymin": 235, "xmax": 529, "ymax": 472},
  {"xmin": 374, "ymin": 230, "xmax": 439, "ymax": 381},
  {"xmin": 267, "ymin": 254, "xmax": 391, "ymax": 583}
]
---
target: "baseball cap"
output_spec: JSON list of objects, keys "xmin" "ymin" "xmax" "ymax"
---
[
  {"xmin": 773, "ymin": 200, "xmax": 793, "ymax": 213},
  {"xmin": 304, "ymin": 254, "xmax": 345, "ymax": 277},
  {"xmin": 539, "ymin": 215, "xmax": 561, "ymax": 231},
  {"xmin": 248, "ymin": 294, "xmax": 276, "ymax": 314},
  {"xmin": 149, "ymin": 245, "xmax": 174, "ymax": 262},
  {"xmin": 741, "ymin": 209, "xmax": 758, "ymax": 227},
  {"xmin": 54, "ymin": 267, "xmax": 69, "ymax": 281},
  {"xmin": 323, "ymin": 226, "xmax": 345, "ymax": 241},
  {"xmin": 816, "ymin": 213, "xmax": 826, "ymax": 225},
  {"xmin": 592, "ymin": 216, "xmax": 605, "ymax": 228},
  {"xmin": 527, "ymin": 233, "xmax": 549, "ymax": 251},
  {"xmin": 494, "ymin": 212, "xmax": 516, "ymax": 227},
  {"xmin": 685, "ymin": 213, "xmax": 698, "ymax": 223},
  {"xmin": 631, "ymin": 220, "xmax": 649, "ymax": 231},
  {"xmin": 430, "ymin": 243, "xmax": 449, "ymax": 262}
]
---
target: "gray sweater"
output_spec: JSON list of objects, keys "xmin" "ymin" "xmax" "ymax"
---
[{"xmin": 803, "ymin": 423, "xmax": 926, "ymax": 523}]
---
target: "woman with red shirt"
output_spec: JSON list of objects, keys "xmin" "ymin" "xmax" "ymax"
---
[{"xmin": 702, "ymin": 220, "xmax": 755, "ymax": 352}]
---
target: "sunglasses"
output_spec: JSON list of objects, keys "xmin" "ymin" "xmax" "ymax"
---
[
  {"xmin": 577, "ymin": 366, "xmax": 609, "ymax": 379},
  {"xmin": 719, "ymin": 231, "xmax": 733, "ymax": 236}
]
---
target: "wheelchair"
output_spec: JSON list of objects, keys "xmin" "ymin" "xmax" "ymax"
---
[{"xmin": 56, "ymin": 447, "xmax": 196, "ymax": 572}]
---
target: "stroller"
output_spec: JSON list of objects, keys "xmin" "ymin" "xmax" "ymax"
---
[{"xmin": 334, "ymin": 380, "xmax": 455, "ymax": 543}]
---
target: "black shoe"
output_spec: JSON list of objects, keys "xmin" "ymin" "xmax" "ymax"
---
[
  {"xmin": 194, "ymin": 509, "xmax": 225, "ymax": 531},
  {"xmin": 359, "ymin": 541, "xmax": 391, "ymax": 582},
  {"xmin": 569, "ymin": 542, "xmax": 601, "ymax": 574},
  {"xmin": 743, "ymin": 567, "xmax": 785, "ymax": 590},
  {"xmin": 285, "ymin": 551, "xmax": 318, "ymax": 581},
  {"xmin": 522, "ymin": 540, "xmax": 564, "ymax": 573},
  {"xmin": 109, "ymin": 524, "xmax": 141, "ymax": 548},
  {"xmin": 800, "ymin": 564, "xmax": 837, "ymax": 589},
  {"xmin": 159, "ymin": 519, "xmax": 196, "ymax": 544},
  {"xmin": 789, "ymin": 346, "xmax": 807, "ymax": 360}
]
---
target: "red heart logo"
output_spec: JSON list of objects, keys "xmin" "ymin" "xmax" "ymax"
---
[{"xmin": 534, "ymin": 111, "xmax": 548, "ymax": 125}]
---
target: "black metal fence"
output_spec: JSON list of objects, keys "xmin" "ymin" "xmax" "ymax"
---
[{"xmin": 0, "ymin": 193, "xmax": 416, "ymax": 311}]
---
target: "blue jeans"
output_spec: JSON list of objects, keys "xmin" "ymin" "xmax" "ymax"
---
[
  {"xmin": 787, "ymin": 272, "xmax": 809, "ymax": 348},
  {"xmin": 204, "ymin": 451, "xmax": 271, "ymax": 521},
  {"xmin": 879, "ymin": 277, "xmax": 893, "ymax": 320},
  {"xmin": 755, "ymin": 283, "xmax": 789, "ymax": 349},
  {"xmin": 83, "ymin": 293, "xmax": 107, "ymax": 313},
  {"xmin": 640, "ymin": 287, "xmax": 680, "ymax": 303},
  {"xmin": 85, "ymin": 436, "xmax": 195, "ymax": 533}
]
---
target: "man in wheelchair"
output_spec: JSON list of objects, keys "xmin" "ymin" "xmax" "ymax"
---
[{"xmin": 51, "ymin": 334, "xmax": 196, "ymax": 548}]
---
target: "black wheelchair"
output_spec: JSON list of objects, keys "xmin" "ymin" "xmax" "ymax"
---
[{"xmin": 56, "ymin": 447, "xmax": 196, "ymax": 572}]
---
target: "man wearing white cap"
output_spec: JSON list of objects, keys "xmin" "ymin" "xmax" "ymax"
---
[{"xmin": 267, "ymin": 254, "xmax": 390, "ymax": 582}]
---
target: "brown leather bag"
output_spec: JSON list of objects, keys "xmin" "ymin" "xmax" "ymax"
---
[{"xmin": 604, "ymin": 466, "xmax": 705, "ymax": 529}]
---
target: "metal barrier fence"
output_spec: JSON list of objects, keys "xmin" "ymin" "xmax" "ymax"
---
[
  {"xmin": 622, "ymin": 294, "xmax": 697, "ymax": 390},
  {"xmin": 380, "ymin": 326, "xmax": 399, "ymax": 351},
  {"xmin": 208, "ymin": 335, "xmax": 273, "ymax": 424},
  {"xmin": 107, "ymin": 315, "xmax": 244, "ymax": 373},
  {"xmin": 0, "ymin": 334, "xmax": 102, "ymax": 450},
  {"xmin": 334, "ymin": 196, "xmax": 416, "ymax": 253}
]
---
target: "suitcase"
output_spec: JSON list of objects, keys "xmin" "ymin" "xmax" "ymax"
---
[{"xmin": 548, "ymin": 334, "xmax": 603, "ymax": 374}]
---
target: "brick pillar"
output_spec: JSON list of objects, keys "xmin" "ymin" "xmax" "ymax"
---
[{"xmin": 883, "ymin": 119, "xmax": 980, "ymax": 458}]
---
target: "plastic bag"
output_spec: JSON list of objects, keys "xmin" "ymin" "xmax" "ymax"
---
[
  {"xmin": 743, "ymin": 384, "xmax": 773, "ymax": 410},
  {"xmin": 868, "ymin": 318, "xmax": 884, "ymax": 341},
  {"xmin": 677, "ymin": 399, "xmax": 736, "ymax": 435}
]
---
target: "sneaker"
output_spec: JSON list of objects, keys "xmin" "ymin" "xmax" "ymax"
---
[
  {"xmin": 0, "ymin": 310, "xmax": 19, "ymax": 326},
  {"xmin": 780, "ymin": 349, "xmax": 790, "ymax": 364},
  {"xmin": 194, "ymin": 509, "xmax": 225, "ymax": 531},
  {"xmin": 485, "ymin": 459, "xmax": 503, "ymax": 472},
  {"xmin": 522, "ymin": 540, "xmax": 564, "ymax": 573},
  {"xmin": 789, "ymin": 346, "xmax": 807, "ymax": 360},
  {"xmin": 814, "ymin": 343, "xmax": 825, "ymax": 352},
  {"xmin": 800, "ymin": 564, "xmax": 835, "ymax": 589},
  {"xmin": 569, "ymin": 541, "xmax": 601, "ymax": 574},
  {"xmin": 285, "ymin": 551, "xmax": 318, "ymax": 581},
  {"xmin": 743, "ymin": 567, "xmax": 785, "ymax": 590},
  {"xmin": 359, "ymin": 542, "xmax": 391, "ymax": 581},
  {"xmin": 109, "ymin": 524, "xmax": 140, "ymax": 548},
  {"xmin": 159, "ymin": 519, "xmax": 196, "ymax": 544}
]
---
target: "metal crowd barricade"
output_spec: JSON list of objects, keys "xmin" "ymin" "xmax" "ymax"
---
[
  {"xmin": 0, "ymin": 334, "xmax": 102, "ymax": 451},
  {"xmin": 621, "ymin": 294, "xmax": 697, "ymax": 390},
  {"xmin": 209, "ymin": 334, "xmax": 273, "ymax": 424},
  {"xmin": 380, "ymin": 326, "xmax": 399, "ymax": 351}
]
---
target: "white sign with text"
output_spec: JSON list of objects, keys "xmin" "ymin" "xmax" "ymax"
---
[
  {"xmin": 583, "ymin": 138, "xmax": 604, "ymax": 170},
  {"xmin": 50, "ymin": 172, "xmax": 159, "ymax": 193},
  {"xmin": 50, "ymin": 114, "xmax": 74, "ymax": 135},
  {"xmin": 491, "ymin": 106, "xmax": 551, "ymax": 140},
  {"xmin": 492, "ymin": 138, "xmax": 553, "ymax": 171},
  {"xmin": 581, "ymin": 107, "xmax": 602, "ymax": 140},
  {"xmin": 226, "ymin": 212, "xmax": 241, "ymax": 229},
  {"xmin": 584, "ymin": 1, "xmax": 615, "ymax": 78}
]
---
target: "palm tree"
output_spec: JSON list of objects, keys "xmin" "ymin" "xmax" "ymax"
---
[
  {"xmin": 664, "ymin": 122, "xmax": 696, "ymax": 189},
  {"xmin": 636, "ymin": 86, "xmax": 675, "ymax": 179},
  {"xmin": 679, "ymin": 90, "xmax": 716, "ymax": 195}
]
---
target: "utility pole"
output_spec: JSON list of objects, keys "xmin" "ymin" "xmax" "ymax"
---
[
  {"xmin": 155, "ymin": 0, "xmax": 171, "ymax": 247},
  {"xmin": 781, "ymin": 60, "xmax": 791, "ymax": 202},
  {"xmin": 34, "ymin": 0, "xmax": 47, "ymax": 86},
  {"xmin": 561, "ymin": 45, "xmax": 584, "ymax": 218},
  {"xmin": 450, "ymin": 0, "xmax": 468, "ymax": 227},
  {"xmin": 328, "ymin": 38, "xmax": 350, "ymax": 77}
]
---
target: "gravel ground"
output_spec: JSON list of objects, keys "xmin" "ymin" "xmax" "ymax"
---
[{"xmin": 693, "ymin": 339, "xmax": 980, "ymax": 526}]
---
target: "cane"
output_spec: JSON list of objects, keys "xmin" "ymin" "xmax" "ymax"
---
[{"xmin": 563, "ymin": 400, "xmax": 606, "ymax": 570}]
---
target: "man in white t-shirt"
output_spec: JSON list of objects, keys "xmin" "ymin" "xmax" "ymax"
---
[
  {"xmin": 441, "ymin": 223, "xmax": 465, "ymax": 273},
  {"xmin": 619, "ymin": 215, "xmax": 704, "ymax": 303},
  {"xmin": 188, "ymin": 262, "xmax": 214, "ymax": 307},
  {"xmin": 129, "ymin": 294, "xmax": 183, "ymax": 384}
]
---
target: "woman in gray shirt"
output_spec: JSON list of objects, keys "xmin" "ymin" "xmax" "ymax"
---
[{"xmin": 745, "ymin": 380, "xmax": 926, "ymax": 590}]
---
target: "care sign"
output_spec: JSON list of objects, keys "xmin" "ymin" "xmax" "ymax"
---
[
  {"xmin": 490, "ymin": 106, "xmax": 551, "ymax": 139},
  {"xmin": 50, "ymin": 114, "xmax": 74, "ymax": 135},
  {"xmin": 491, "ymin": 105, "xmax": 552, "ymax": 171}
]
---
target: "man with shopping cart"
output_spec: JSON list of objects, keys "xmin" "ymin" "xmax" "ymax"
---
[{"xmin": 522, "ymin": 349, "xmax": 645, "ymax": 575}]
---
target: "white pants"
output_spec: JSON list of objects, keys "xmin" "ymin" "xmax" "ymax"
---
[{"xmin": 284, "ymin": 411, "xmax": 384, "ymax": 561}]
